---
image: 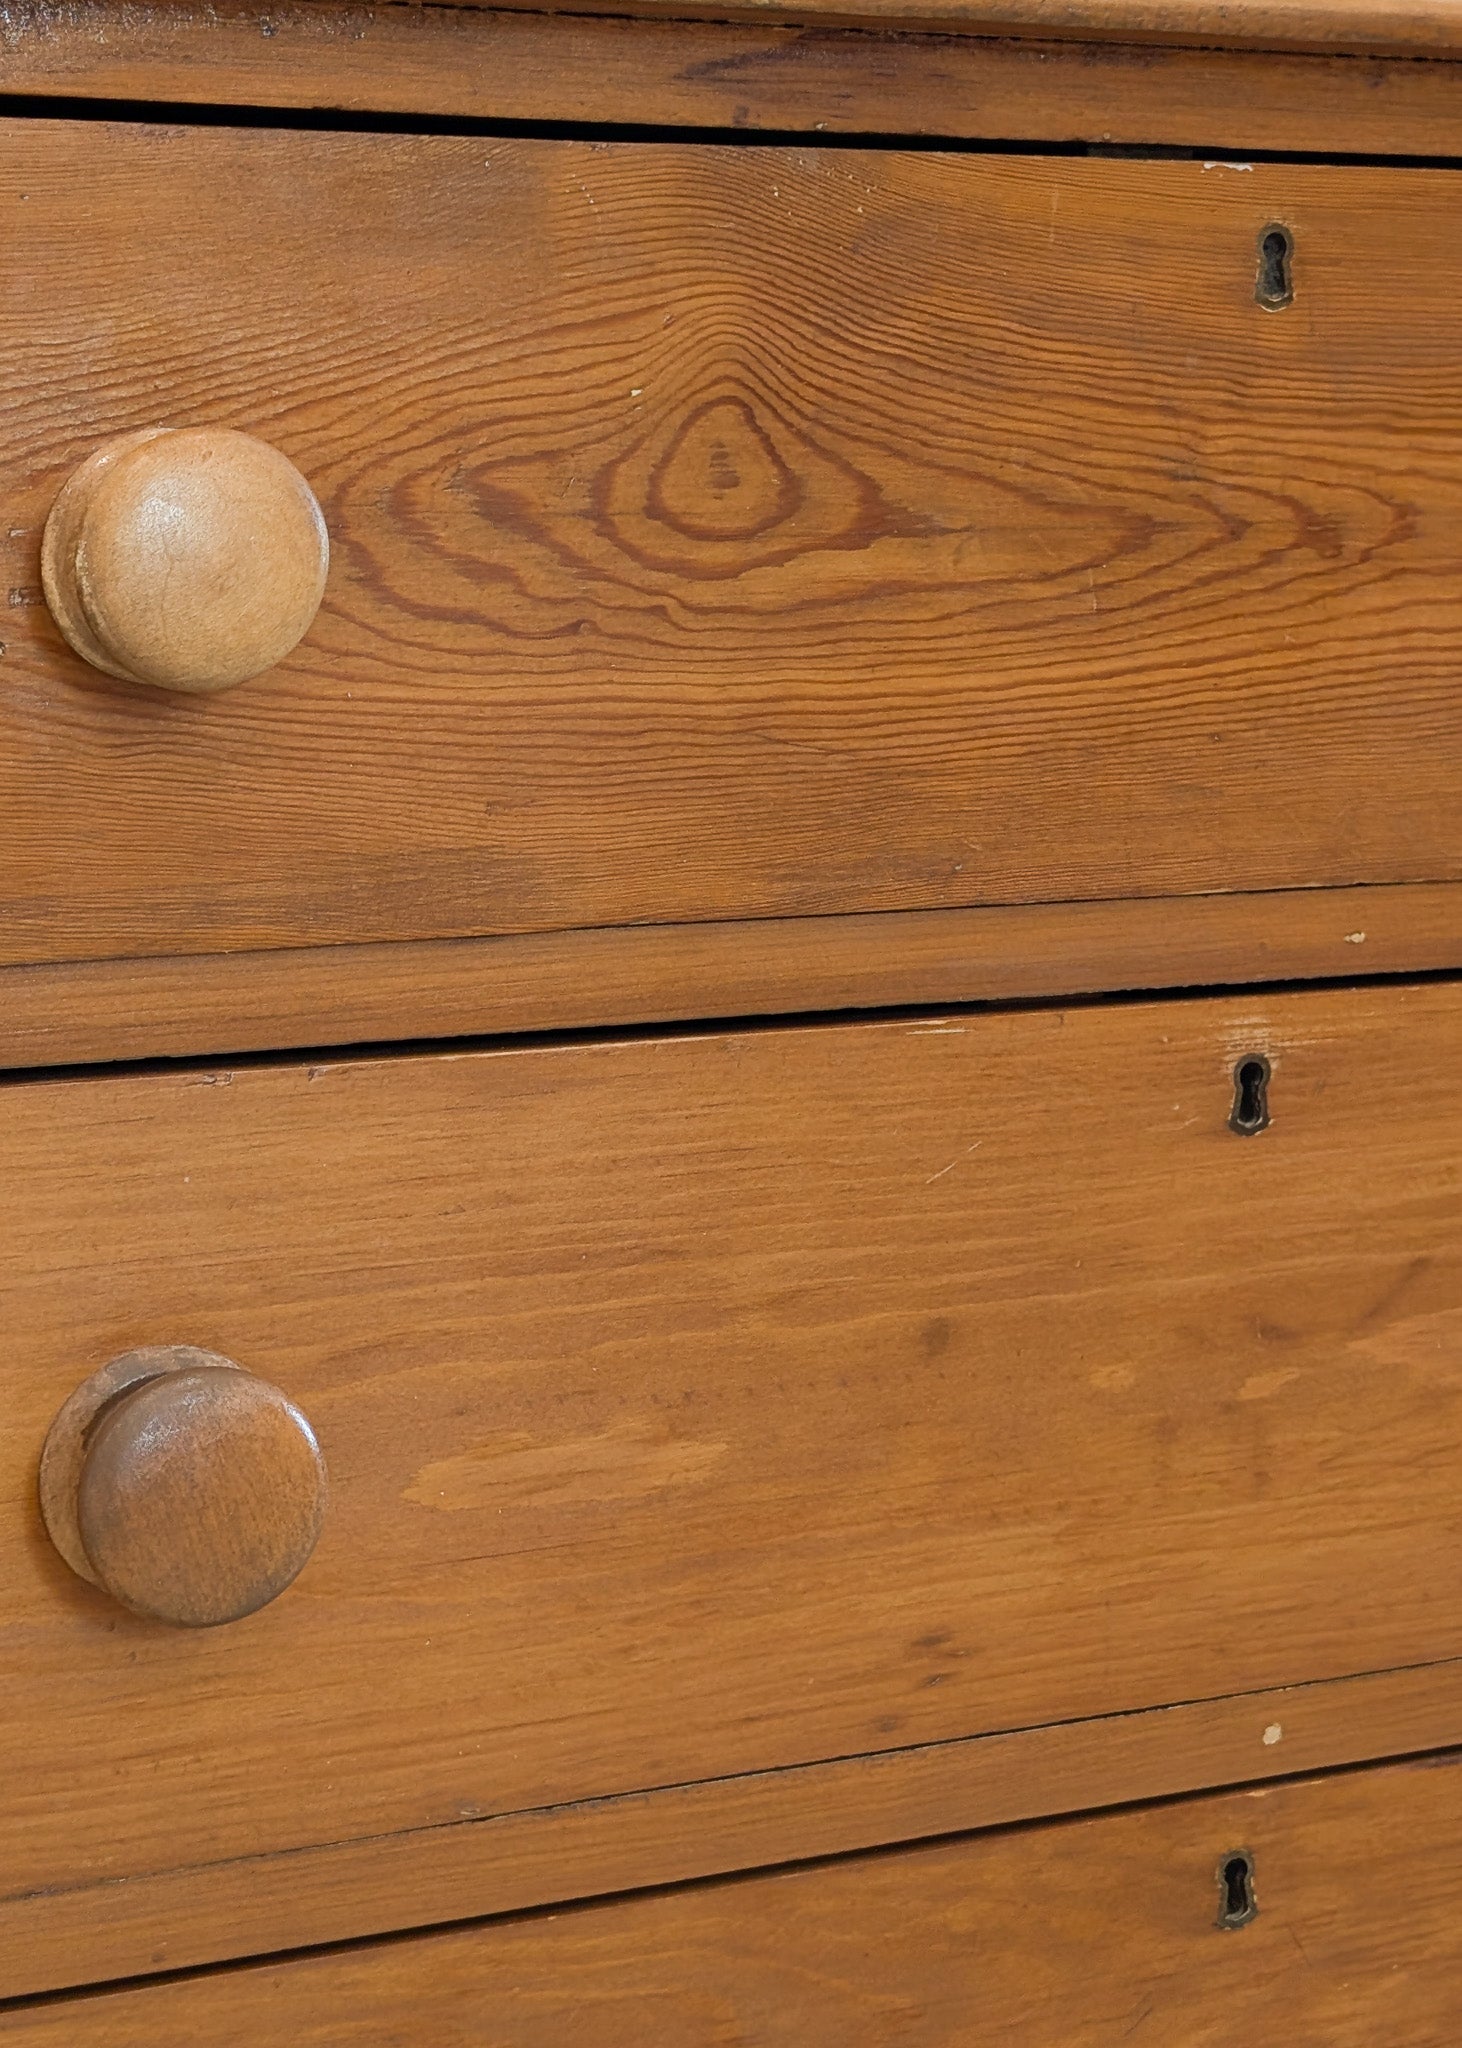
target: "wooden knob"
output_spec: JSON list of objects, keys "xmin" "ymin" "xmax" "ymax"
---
[
  {"xmin": 39, "ymin": 1347, "xmax": 328, "ymax": 1627},
  {"xmin": 41, "ymin": 427, "xmax": 329, "ymax": 693}
]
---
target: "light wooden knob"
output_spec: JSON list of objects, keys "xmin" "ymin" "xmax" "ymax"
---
[
  {"xmin": 42, "ymin": 427, "xmax": 329, "ymax": 693},
  {"xmin": 40, "ymin": 1347, "xmax": 328, "ymax": 1627}
]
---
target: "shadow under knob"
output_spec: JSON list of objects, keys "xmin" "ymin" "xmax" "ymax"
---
[
  {"xmin": 42, "ymin": 426, "xmax": 329, "ymax": 693},
  {"xmin": 40, "ymin": 1346, "xmax": 328, "ymax": 1627}
]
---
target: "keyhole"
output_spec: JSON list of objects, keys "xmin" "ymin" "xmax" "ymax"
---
[
  {"xmin": 1256, "ymin": 225, "xmax": 1293, "ymax": 310},
  {"xmin": 1217, "ymin": 1850, "xmax": 1257, "ymax": 1929},
  {"xmin": 1230, "ymin": 1055, "xmax": 1271, "ymax": 1135}
]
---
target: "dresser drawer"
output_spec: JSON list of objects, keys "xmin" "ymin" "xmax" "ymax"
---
[
  {"xmin": 1, "ymin": 124, "xmax": 1459, "ymax": 968},
  {"xmin": 5, "ymin": 1753, "xmax": 1461, "ymax": 2043},
  {"xmin": 2, "ymin": 980, "xmax": 1459, "ymax": 1976}
]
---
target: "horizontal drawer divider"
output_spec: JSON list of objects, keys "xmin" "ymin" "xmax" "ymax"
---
[
  {"xmin": 0, "ymin": 881, "xmax": 1456, "ymax": 1074},
  {"xmin": 3, "ymin": 1657, "xmax": 1460, "ymax": 2002},
  {"xmin": 3, "ymin": 0, "xmax": 1462, "ymax": 161}
]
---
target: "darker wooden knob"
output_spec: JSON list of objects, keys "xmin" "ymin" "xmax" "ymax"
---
[
  {"xmin": 41, "ymin": 427, "xmax": 329, "ymax": 693},
  {"xmin": 40, "ymin": 1347, "xmax": 328, "ymax": 1627}
]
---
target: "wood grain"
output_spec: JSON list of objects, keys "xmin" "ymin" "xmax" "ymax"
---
[
  {"xmin": 0, "ymin": 984, "xmax": 1459, "ymax": 1970},
  {"xmin": 399, "ymin": 0, "xmax": 1462, "ymax": 59},
  {"xmin": 6, "ymin": 1, "xmax": 1462, "ymax": 158},
  {"xmin": 7, "ymin": 1753, "xmax": 1462, "ymax": 2042},
  {"xmin": 2, "ymin": 1658, "xmax": 1457, "ymax": 1997},
  {"xmin": 0, "ymin": 881, "xmax": 1457, "ymax": 1072},
  {"xmin": 2, "ymin": 129, "xmax": 1461, "ymax": 966}
]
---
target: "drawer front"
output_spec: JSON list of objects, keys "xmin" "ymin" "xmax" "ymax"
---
[
  {"xmin": 1, "ymin": 126, "xmax": 1460, "ymax": 965},
  {"xmin": 1, "ymin": 982, "xmax": 1459, "ymax": 1926},
  {"xmin": 5, "ymin": 1754, "xmax": 1461, "ymax": 2043}
]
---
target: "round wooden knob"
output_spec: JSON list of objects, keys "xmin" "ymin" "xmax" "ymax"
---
[
  {"xmin": 41, "ymin": 427, "xmax": 329, "ymax": 693},
  {"xmin": 39, "ymin": 1347, "xmax": 328, "ymax": 1627}
]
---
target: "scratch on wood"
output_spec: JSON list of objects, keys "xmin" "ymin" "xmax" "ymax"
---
[{"xmin": 925, "ymin": 1142, "xmax": 982, "ymax": 1185}]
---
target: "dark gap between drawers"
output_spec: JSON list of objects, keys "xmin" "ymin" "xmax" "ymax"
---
[
  {"xmin": 0, "ymin": 961, "xmax": 1458, "ymax": 1090},
  {"xmin": 2, "ymin": 93, "xmax": 1462, "ymax": 169}
]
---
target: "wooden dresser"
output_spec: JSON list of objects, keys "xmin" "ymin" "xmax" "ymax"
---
[{"xmin": 0, "ymin": 0, "xmax": 1459, "ymax": 2037}]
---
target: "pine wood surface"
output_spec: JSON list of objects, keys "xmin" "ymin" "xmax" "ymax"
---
[
  {"xmin": 6, "ymin": 1753, "xmax": 1462, "ymax": 2042},
  {"xmin": 375, "ymin": 0, "xmax": 1462, "ymax": 60},
  {"xmin": 1, "ymin": 983, "xmax": 1459, "ymax": 1977},
  {"xmin": 0, "ymin": 881, "xmax": 1457, "ymax": 1073},
  {"xmin": 2, "ymin": 128, "xmax": 1460, "ymax": 968},
  {"xmin": 6, "ymin": 1, "xmax": 1462, "ymax": 157},
  {"xmin": 2, "ymin": 1659, "xmax": 1457, "ymax": 1997}
]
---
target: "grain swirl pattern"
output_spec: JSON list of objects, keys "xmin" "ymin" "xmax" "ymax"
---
[{"xmin": 0, "ymin": 128, "xmax": 1458, "ymax": 962}]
